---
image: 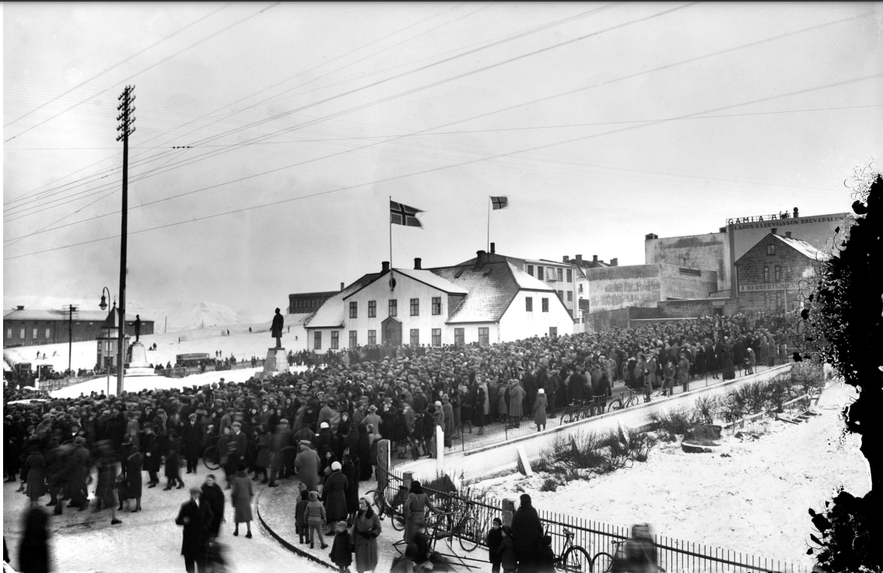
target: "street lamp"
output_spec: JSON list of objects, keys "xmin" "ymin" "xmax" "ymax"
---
[{"xmin": 99, "ymin": 287, "xmax": 111, "ymax": 311}]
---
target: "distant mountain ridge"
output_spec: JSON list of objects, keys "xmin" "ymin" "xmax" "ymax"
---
[{"xmin": 3, "ymin": 296, "xmax": 263, "ymax": 333}]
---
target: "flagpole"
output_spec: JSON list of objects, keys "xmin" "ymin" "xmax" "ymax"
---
[
  {"xmin": 389, "ymin": 196, "xmax": 393, "ymax": 269},
  {"xmin": 487, "ymin": 196, "xmax": 491, "ymax": 252}
]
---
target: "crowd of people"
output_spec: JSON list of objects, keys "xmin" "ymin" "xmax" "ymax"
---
[{"xmin": 2, "ymin": 310, "xmax": 792, "ymax": 572}]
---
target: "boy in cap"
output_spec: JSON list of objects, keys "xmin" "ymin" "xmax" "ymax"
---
[
  {"xmin": 329, "ymin": 520, "xmax": 354, "ymax": 573},
  {"xmin": 305, "ymin": 490, "xmax": 329, "ymax": 549}
]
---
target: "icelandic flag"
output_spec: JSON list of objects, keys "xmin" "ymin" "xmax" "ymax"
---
[
  {"xmin": 491, "ymin": 196, "xmax": 509, "ymax": 210},
  {"xmin": 390, "ymin": 200, "xmax": 423, "ymax": 228}
]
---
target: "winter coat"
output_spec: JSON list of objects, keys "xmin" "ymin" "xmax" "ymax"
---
[
  {"xmin": 323, "ymin": 470, "xmax": 349, "ymax": 523},
  {"xmin": 164, "ymin": 451, "xmax": 181, "ymax": 479},
  {"xmin": 270, "ymin": 426, "xmax": 294, "ymax": 471},
  {"xmin": 511, "ymin": 501, "xmax": 543, "ymax": 565},
  {"xmin": 356, "ymin": 425, "xmax": 372, "ymax": 481},
  {"xmin": 255, "ymin": 432, "xmax": 271, "ymax": 468},
  {"xmin": 305, "ymin": 499, "xmax": 326, "ymax": 525},
  {"xmin": 18, "ymin": 505, "xmax": 51, "ymax": 573},
  {"xmin": 295, "ymin": 447, "xmax": 321, "ymax": 492},
  {"xmin": 230, "ymin": 471, "xmax": 253, "ymax": 523},
  {"xmin": 533, "ymin": 394, "xmax": 548, "ymax": 426},
  {"xmin": 176, "ymin": 498, "xmax": 214, "ymax": 559},
  {"xmin": 25, "ymin": 451, "xmax": 47, "ymax": 500},
  {"xmin": 330, "ymin": 530, "xmax": 354, "ymax": 567},
  {"xmin": 486, "ymin": 527, "xmax": 503, "ymax": 564},
  {"xmin": 508, "ymin": 384, "xmax": 525, "ymax": 418},
  {"xmin": 499, "ymin": 535, "xmax": 517, "ymax": 570},
  {"xmin": 353, "ymin": 509, "xmax": 381, "ymax": 572},
  {"xmin": 126, "ymin": 452, "xmax": 143, "ymax": 498},
  {"xmin": 201, "ymin": 482, "xmax": 225, "ymax": 537},
  {"xmin": 343, "ymin": 461, "xmax": 360, "ymax": 514}
]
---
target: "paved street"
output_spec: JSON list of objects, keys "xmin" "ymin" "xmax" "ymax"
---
[{"xmin": 3, "ymin": 463, "xmax": 327, "ymax": 573}]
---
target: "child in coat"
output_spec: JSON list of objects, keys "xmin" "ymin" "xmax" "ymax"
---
[
  {"xmin": 329, "ymin": 520, "xmax": 353, "ymax": 573},
  {"xmin": 295, "ymin": 489, "xmax": 310, "ymax": 544},
  {"xmin": 499, "ymin": 526, "xmax": 517, "ymax": 573},
  {"xmin": 163, "ymin": 449, "xmax": 185, "ymax": 490},
  {"xmin": 537, "ymin": 534, "xmax": 556, "ymax": 573},
  {"xmin": 305, "ymin": 490, "xmax": 328, "ymax": 549},
  {"xmin": 485, "ymin": 517, "xmax": 503, "ymax": 573}
]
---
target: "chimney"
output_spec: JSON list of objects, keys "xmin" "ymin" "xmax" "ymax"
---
[
  {"xmin": 414, "ymin": 257, "xmax": 422, "ymax": 270},
  {"xmin": 575, "ymin": 254, "xmax": 582, "ymax": 261},
  {"xmin": 593, "ymin": 255, "xmax": 598, "ymax": 264},
  {"xmin": 610, "ymin": 258, "xmax": 618, "ymax": 267},
  {"xmin": 563, "ymin": 255, "xmax": 570, "ymax": 263},
  {"xmin": 770, "ymin": 228, "xmax": 777, "ymax": 235},
  {"xmin": 719, "ymin": 227, "xmax": 727, "ymax": 233},
  {"xmin": 645, "ymin": 233, "xmax": 658, "ymax": 240},
  {"xmin": 785, "ymin": 231, "xmax": 791, "ymax": 239},
  {"xmin": 340, "ymin": 282, "xmax": 344, "ymax": 291},
  {"xmin": 382, "ymin": 261, "xmax": 390, "ymax": 273},
  {"xmin": 16, "ymin": 305, "xmax": 24, "ymax": 310},
  {"xmin": 490, "ymin": 242, "xmax": 495, "ymax": 254},
  {"xmin": 476, "ymin": 250, "xmax": 486, "ymax": 263}
]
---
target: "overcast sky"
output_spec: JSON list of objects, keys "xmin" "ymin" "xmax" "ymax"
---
[{"xmin": 3, "ymin": 2, "xmax": 882, "ymax": 318}]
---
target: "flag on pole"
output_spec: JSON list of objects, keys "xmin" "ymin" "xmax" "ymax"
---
[
  {"xmin": 390, "ymin": 200, "xmax": 423, "ymax": 228},
  {"xmin": 490, "ymin": 196, "xmax": 509, "ymax": 210}
]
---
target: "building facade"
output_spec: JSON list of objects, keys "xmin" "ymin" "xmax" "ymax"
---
[
  {"xmin": 3, "ymin": 306, "xmax": 153, "ymax": 348},
  {"xmin": 304, "ymin": 251, "xmax": 574, "ymax": 351},
  {"xmin": 288, "ymin": 290, "xmax": 340, "ymax": 315},
  {"xmin": 734, "ymin": 228, "xmax": 827, "ymax": 312}
]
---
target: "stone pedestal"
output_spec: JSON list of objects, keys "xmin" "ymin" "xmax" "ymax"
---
[
  {"xmin": 125, "ymin": 341, "xmax": 154, "ymax": 377},
  {"xmin": 263, "ymin": 347, "xmax": 290, "ymax": 377}
]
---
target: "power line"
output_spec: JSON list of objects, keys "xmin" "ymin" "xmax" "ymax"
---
[
  {"xmin": 3, "ymin": 4, "xmax": 232, "ymax": 129},
  {"xmin": 6, "ymin": 73, "xmax": 877, "ymax": 262},
  {"xmin": 3, "ymin": 2, "xmax": 280, "ymax": 144}
]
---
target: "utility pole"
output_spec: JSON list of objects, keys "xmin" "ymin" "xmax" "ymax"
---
[
  {"xmin": 116, "ymin": 85, "xmax": 135, "ymax": 396},
  {"xmin": 65, "ymin": 304, "xmax": 78, "ymax": 373}
]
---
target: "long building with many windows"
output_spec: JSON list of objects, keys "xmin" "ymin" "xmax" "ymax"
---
[{"xmin": 303, "ymin": 250, "xmax": 574, "ymax": 351}]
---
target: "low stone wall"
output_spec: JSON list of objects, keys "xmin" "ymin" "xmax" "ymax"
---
[{"xmin": 398, "ymin": 364, "xmax": 791, "ymax": 482}]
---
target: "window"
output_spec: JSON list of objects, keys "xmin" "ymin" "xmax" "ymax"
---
[
  {"xmin": 33, "ymin": 328, "xmax": 38, "ymax": 339},
  {"xmin": 45, "ymin": 328, "xmax": 51, "ymax": 338},
  {"xmin": 20, "ymin": 329, "xmax": 25, "ymax": 339},
  {"xmin": 527, "ymin": 264, "xmax": 534, "ymax": 276},
  {"xmin": 349, "ymin": 301, "xmax": 358, "ymax": 319},
  {"xmin": 331, "ymin": 331, "xmax": 339, "ymax": 349},
  {"xmin": 454, "ymin": 328, "xmax": 465, "ymax": 347},
  {"xmin": 542, "ymin": 298, "xmax": 549, "ymax": 312},
  {"xmin": 410, "ymin": 298, "xmax": 419, "ymax": 316},
  {"xmin": 432, "ymin": 297, "xmax": 441, "ymax": 315},
  {"xmin": 313, "ymin": 331, "xmax": 322, "ymax": 350},
  {"xmin": 536, "ymin": 266, "xmax": 544, "ymax": 280},
  {"xmin": 557, "ymin": 290, "xmax": 563, "ymax": 302},
  {"xmin": 368, "ymin": 300, "xmax": 376, "ymax": 318},
  {"xmin": 389, "ymin": 299, "xmax": 397, "ymax": 317},
  {"xmin": 766, "ymin": 244, "xmax": 776, "ymax": 256},
  {"xmin": 6, "ymin": 329, "xmax": 11, "ymax": 339},
  {"xmin": 478, "ymin": 327, "xmax": 489, "ymax": 346},
  {"xmin": 549, "ymin": 327, "xmax": 558, "ymax": 337},
  {"xmin": 432, "ymin": 328, "xmax": 441, "ymax": 347},
  {"xmin": 786, "ymin": 266, "xmax": 792, "ymax": 280},
  {"xmin": 410, "ymin": 329, "xmax": 419, "ymax": 347},
  {"xmin": 566, "ymin": 269, "xmax": 572, "ymax": 282},
  {"xmin": 567, "ymin": 291, "xmax": 573, "ymax": 302},
  {"xmin": 349, "ymin": 330, "xmax": 357, "ymax": 348},
  {"xmin": 557, "ymin": 268, "xmax": 563, "ymax": 281},
  {"xmin": 763, "ymin": 266, "xmax": 770, "ymax": 283},
  {"xmin": 368, "ymin": 330, "xmax": 376, "ymax": 345},
  {"xmin": 578, "ymin": 284, "xmax": 584, "ymax": 294},
  {"xmin": 525, "ymin": 297, "xmax": 533, "ymax": 312},
  {"xmin": 775, "ymin": 265, "xmax": 781, "ymax": 282}
]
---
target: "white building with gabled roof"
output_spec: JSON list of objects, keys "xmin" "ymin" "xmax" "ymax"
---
[{"xmin": 302, "ymin": 250, "xmax": 574, "ymax": 352}]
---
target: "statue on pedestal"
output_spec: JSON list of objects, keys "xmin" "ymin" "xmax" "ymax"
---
[{"xmin": 271, "ymin": 308, "xmax": 284, "ymax": 349}]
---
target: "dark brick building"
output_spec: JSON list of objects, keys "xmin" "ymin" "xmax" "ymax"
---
[
  {"xmin": 288, "ymin": 289, "xmax": 340, "ymax": 315},
  {"xmin": 3, "ymin": 306, "xmax": 153, "ymax": 348},
  {"xmin": 734, "ymin": 228, "xmax": 828, "ymax": 312}
]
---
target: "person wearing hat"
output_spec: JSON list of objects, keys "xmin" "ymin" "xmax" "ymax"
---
[
  {"xmin": 175, "ymin": 486, "xmax": 215, "ymax": 573},
  {"xmin": 329, "ymin": 519, "xmax": 354, "ymax": 573},
  {"xmin": 267, "ymin": 418, "xmax": 294, "ymax": 487},
  {"xmin": 304, "ymin": 490, "xmax": 329, "ymax": 550},
  {"xmin": 182, "ymin": 412, "xmax": 201, "ymax": 475},
  {"xmin": 224, "ymin": 421, "xmax": 248, "ymax": 489},
  {"xmin": 323, "ymin": 460, "xmax": 348, "ymax": 532},
  {"xmin": 510, "ymin": 494, "xmax": 543, "ymax": 572},
  {"xmin": 485, "ymin": 517, "xmax": 504, "ymax": 573},
  {"xmin": 295, "ymin": 440, "xmax": 322, "ymax": 493},
  {"xmin": 230, "ymin": 464, "xmax": 254, "ymax": 538},
  {"xmin": 533, "ymin": 388, "xmax": 548, "ymax": 432}
]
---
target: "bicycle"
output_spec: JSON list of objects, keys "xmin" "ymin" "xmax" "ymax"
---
[
  {"xmin": 550, "ymin": 527, "xmax": 597, "ymax": 573},
  {"xmin": 202, "ymin": 437, "xmax": 222, "ymax": 471},
  {"xmin": 607, "ymin": 388, "xmax": 640, "ymax": 412},
  {"xmin": 365, "ymin": 479, "xmax": 410, "ymax": 532},
  {"xmin": 435, "ymin": 498, "xmax": 482, "ymax": 552}
]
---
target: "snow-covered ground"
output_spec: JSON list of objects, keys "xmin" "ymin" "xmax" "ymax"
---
[{"xmin": 473, "ymin": 381, "xmax": 869, "ymax": 570}]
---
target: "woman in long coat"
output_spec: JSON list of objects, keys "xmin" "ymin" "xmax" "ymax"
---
[
  {"xmin": 126, "ymin": 449, "xmax": 143, "ymax": 512},
  {"xmin": 230, "ymin": 466, "xmax": 253, "ymax": 537},
  {"xmin": 254, "ymin": 425, "xmax": 271, "ymax": 483},
  {"xmin": 508, "ymin": 381, "xmax": 525, "ymax": 420},
  {"xmin": 24, "ymin": 445, "xmax": 47, "ymax": 503},
  {"xmin": 353, "ymin": 497, "xmax": 381, "ymax": 573},
  {"xmin": 533, "ymin": 390, "xmax": 548, "ymax": 432},
  {"xmin": 402, "ymin": 480, "xmax": 442, "ymax": 544},
  {"xmin": 323, "ymin": 461, "xmax": 349, "ymax": 526},
  {"xmin": 356, "ymin": 424, "xmax": 372, "ymax": 481}
]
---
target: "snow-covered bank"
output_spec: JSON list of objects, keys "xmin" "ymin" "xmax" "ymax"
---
[{"xmin": 473, "ymin": 382, "xmax": 869, "ymax": 569}]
